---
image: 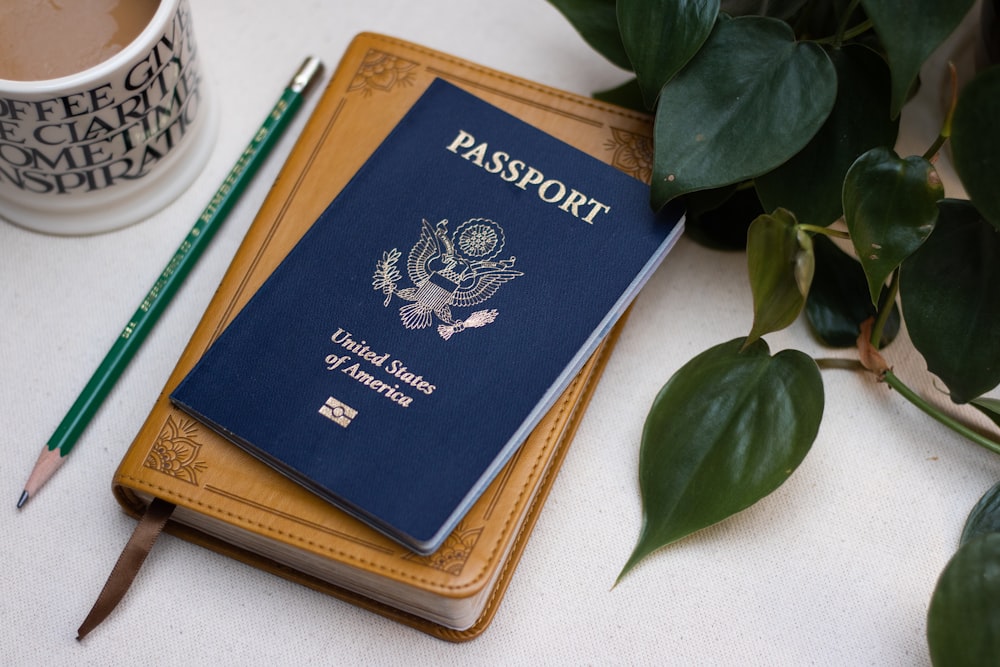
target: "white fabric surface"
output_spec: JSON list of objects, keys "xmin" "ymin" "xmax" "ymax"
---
[{"xmin": 2, "ymin": 2, "xmax": 997, "ymax": 664}]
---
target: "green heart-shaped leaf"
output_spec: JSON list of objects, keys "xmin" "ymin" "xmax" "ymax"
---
[
  {"xmin": 899, "ymin": 200, "xmax": 1000, "ymax": 404},
  {"xmin": 651, "ymin": 15, "xmax": 836, "ymax": 208},
  {"xmin": 805, "ymin": 235, "xmax": 900, "ymax": 348},
  {"xmin": 746, "ymin": 209, "xmax": 814, "ymax": 347},
  {"xmin": 755, "ymin": 45, "xmax": 899, "ymax": 228},
  {"xmin": 546, "ymin": 0, "xmax": 633, "ymax": 70},
  {"xmin": 927, "ymin": 533, "xmax": 1000, "ymax": 665},
  {"xmin": 961, "ymin": 480, "xmax": 1000, "ymax": 547},
  {"xmin": 952, "ymin": 65, "xmax": 1000, "ymax": 231},
  {"xmin": 859, "ymin": 0, "xmax": 976, "ymax": 118},
  {"xmin": 720, "ymin": 0, "xmax": 810, "ymax": 20},
  {"xmin": 843, "ymin": 147, "xmax": 943, "ymax": 305},
  {"xmin": 619, "ymin": 337, "xmax": 823, "ymax": 581},
  {"xmin": 618, "ymin": 0, "xmax": 719, "ymax": 109}
]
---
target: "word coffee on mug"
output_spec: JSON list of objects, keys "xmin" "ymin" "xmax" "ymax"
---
[{"xmin": 0, "ymin": 0, "xmax": 217, "ymax": 234}]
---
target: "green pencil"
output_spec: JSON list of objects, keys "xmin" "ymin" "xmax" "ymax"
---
[{"xmin": 17, "ymin": 56, "xmax": 324, "ymax": 509}]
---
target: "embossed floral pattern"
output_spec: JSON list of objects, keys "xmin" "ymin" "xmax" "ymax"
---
[
  {"xmin": 606, "ymin": 127, "xmax": 654, "ymax": 184},
  {"xmin": 144, "ymin": 416, "xmax": 207, "ymax": 485},
  {"xmin": 407, "ymin": 523, "xmax": 483, "ymax": 575},
  {"xmin": 348, "ymin": 49, "xmax": 418, "ymax": 95}
]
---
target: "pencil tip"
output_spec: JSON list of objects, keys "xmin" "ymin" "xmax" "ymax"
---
[{"xmin": 17, "ymin": 490, "xmax": 29, "ymax": 509}]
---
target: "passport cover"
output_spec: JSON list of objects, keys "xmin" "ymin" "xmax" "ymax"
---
[
  {"xmin": 169, "ymin": 77, "xmax": 683, "ymax": 555},
  {"xmin": 111, "ymin": 32, "xmax": 674, "ymax": 639}
]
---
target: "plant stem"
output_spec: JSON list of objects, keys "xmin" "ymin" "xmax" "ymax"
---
[
  {"xmin": 814, "ymin": 19, "xmax": 874, "ymax": 46},
  {"xmin": 924, "ymin": 134, "xmax": 949, "ymax": 162},
  {"xmin": 923, "ymin": 62, "xmax": 958, "ymax": 161},
  {"xmin": 828, "ymin": 0, "xmax": 866, "ymax": 47},
  {"xmin": 815, "ymin": 358, "xmax": 864, "ymax": 371},
  {"xmin": 870, "ymin": 268, "xmax": 900, "ymax": 349},
  {"xmin": 816, "ymin": 353, "xmax": 1000, "ymax": 456},
  {"xmin": 840, "ymin": 19, "xmax": 874, "ymax": 43},
  {"xmin": 798, "ymin": 224, "xmax": 850, "ymax": 240},
  {"xmin": 882, "ymin": 371, "xmax": 1000, "ymax": 456}
]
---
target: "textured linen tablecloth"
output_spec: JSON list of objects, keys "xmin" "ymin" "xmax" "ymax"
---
[{"xmin": 2, "ymin": 2, "xmax": 997, "ymax": 664}]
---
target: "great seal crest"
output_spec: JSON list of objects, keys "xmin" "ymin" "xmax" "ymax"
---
[{"xmin": 372, "ymin": 218, "xmax": 523, "ymax": 339}]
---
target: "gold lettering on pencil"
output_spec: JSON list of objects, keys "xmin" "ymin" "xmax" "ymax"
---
[{"xmin": 270, "ymin": 100, "xmax": 287, "ymax": 121}]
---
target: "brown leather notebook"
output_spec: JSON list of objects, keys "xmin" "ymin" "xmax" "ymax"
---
[{"xmin": 109, "ymin": 32, "xmax": 655, "ymax": 641}]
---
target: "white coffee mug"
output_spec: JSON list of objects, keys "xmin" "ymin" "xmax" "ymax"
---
[{"xmin": 0, "ymin": 0, "xmax": 216, "ymax": 235}]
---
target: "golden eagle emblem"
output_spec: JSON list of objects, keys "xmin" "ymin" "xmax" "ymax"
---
[{"xmin": 373, "ymin": 218, "xmax": 522, "ymax": 339}]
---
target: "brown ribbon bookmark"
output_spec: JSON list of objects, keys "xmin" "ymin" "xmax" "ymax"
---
[{"xmin": 77, "ymin": 498, "xmax": 175, "ymax": 640}]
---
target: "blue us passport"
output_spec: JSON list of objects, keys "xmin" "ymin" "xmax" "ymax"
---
[{"xmin": 170, "ymin": 79, "xmax": 684, "ymax": 554}]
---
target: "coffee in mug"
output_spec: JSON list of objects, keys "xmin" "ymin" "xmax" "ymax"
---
[
  {"xmin": 0, "ymin": 0, "xmax": 160, "ymax": 81},
  {"xmin": 0, "ymin": 0, "xmax": 217, "ymax": 234}
]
